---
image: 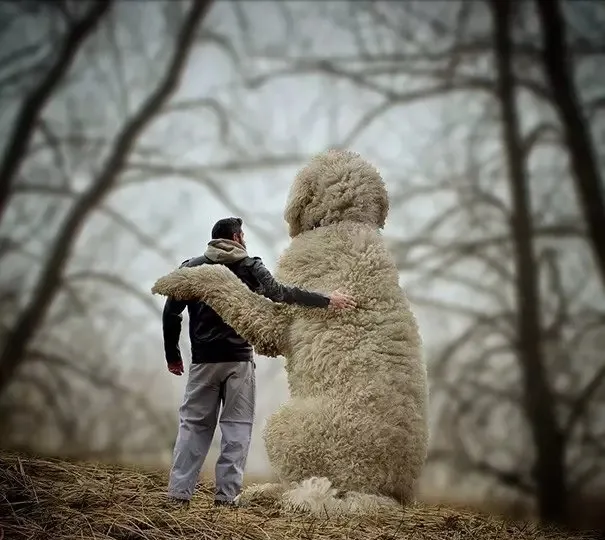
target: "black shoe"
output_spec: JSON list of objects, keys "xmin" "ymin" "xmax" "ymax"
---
[{"xmin": 214, "ymin": 499, "xmax": 237, "ymax": 508}]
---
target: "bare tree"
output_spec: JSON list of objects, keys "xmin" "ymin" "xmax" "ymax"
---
[
  {"xmin": 488, "ymin": 0, "xmax": 565, "ymax": 522},
  {"xmin": 237, "ymin": 0, "xmax": 605, "ymax": 525},
  {"xmin": 0, "ymin": 328, "xmax": 175, "ymax": 460},
  {"xmin": 0, "ymin": 0, "xmax": 318, "ymax": 457},
  {"xmin": 533, "ymin": 0, "xmax": 605, "ymax": 289},
  {"xmin": 0, "ymin": 0, "xmax": 213, "ymax": 395},
  {"xmin": 0, "ymin": 196, "xmax": 182, "ymax": 456},
  {"xmin": 0, "ymin": 1, "xmax": 112, "ymax": 226}
]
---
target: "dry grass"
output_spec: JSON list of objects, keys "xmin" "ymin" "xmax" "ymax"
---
[{"xmin": 0, "ymin": 451, "xmax": 599, "ymax": 540}]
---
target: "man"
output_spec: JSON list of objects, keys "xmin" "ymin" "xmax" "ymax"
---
[{"xmin": 162, "ymin": 217, "xmax": 356, "ymax": 508}]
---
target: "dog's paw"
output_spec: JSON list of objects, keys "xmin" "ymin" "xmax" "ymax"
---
[{"xmin": 238, "ymin": 483, "xmax": 287, "ymax": 508}]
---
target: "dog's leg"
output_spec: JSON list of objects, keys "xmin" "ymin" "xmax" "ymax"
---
[{"xmin": 152, "ymin": 265, "xmax": 290, "ymax": 357}]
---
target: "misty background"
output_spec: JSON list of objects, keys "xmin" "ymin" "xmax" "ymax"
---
[{"xmin": 0, "ymin": 0, "xmax": 603, "ymax": 529}]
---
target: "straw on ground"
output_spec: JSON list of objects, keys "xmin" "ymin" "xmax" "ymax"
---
[{"xmin": 0, "ymin": 451, "xmax": 598, "ymax": 540}]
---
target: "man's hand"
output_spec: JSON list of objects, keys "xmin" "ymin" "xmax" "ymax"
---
[
  {"xmin": 168, "ymin": 360, "xmax": 184, "ymax": 376},
  {"xmin": 328, "ymin": 290, "xmax": 356, "ymax": 310}
]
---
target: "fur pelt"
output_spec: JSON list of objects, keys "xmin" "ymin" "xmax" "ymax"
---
[{"xmin": 152, "ymin": 149, "xmax": 429, "ymax": 516}]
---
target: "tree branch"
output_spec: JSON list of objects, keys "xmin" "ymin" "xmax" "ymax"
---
[
  {"xmin": 0, "ymin": 1, "xmax": 113, "ymax": 226},
  {"xmin": 12, "ymin": 183, "xmax": 176, "ymax": 263},
  {"xmin": 64, "ymin": 270, "xmax": 162, "ymax": 316},
  {"xmin": 564, "ymin": 366, "xmax": 605, "ymax": 438},
  {"xmin": 0, "ymin": 0, "xmax": 213, "ymax": 397},
  {"xmin": 428, "ymin": 449, "xmax": 534, "ymax": 495},
  {"xmin": 26, "ymin": 348, "xmax": 173, "ymax": 441},
  {"xmin": 534, "ymin": 0, "xmax": 605, "ymax": 290},
  {"xmin": 126, "ymin": 153, "xmax": 308, "ymax": 178}
]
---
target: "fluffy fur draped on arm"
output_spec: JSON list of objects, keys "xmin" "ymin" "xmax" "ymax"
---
[{"xmin": 151, "ymin": 264, "xmax": 289, "ymax": 358}]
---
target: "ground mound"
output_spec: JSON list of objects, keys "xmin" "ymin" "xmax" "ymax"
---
[{"xmin": 0, "ymin": 451, "xmax": 597, "ymax": 540}]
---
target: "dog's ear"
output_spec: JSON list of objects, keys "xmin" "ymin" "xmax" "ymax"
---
[
  {"xmin": 284, "ymin": 179, "xmax": 314, "ymax": 238},
  {"xmin": 376, "ymin": 191, "xmax": 389, "ymax": 230}
]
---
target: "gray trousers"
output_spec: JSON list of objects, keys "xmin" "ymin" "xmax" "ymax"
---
[{"xmin": 168, "ymin": 361, "xmax": 255, "ymax": 502}]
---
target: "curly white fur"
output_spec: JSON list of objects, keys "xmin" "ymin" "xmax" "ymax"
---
[{"xmin": 152, "ymin": 149, "xmax": 429, "ymax": 517}]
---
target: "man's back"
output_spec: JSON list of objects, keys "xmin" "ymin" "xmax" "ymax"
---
[{"xmin": 180, "ymin": 251, "xmax": 262, "ymax": 363}]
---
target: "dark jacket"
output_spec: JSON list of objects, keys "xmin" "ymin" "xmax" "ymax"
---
[{"xmin": 162, "ymin": 239, "xmax": 330, "ymax": 365}]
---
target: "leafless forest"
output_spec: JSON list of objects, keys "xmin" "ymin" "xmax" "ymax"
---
[{"xmin": 0, "ymin": 0, "xmax": 603, "ymax": 529}]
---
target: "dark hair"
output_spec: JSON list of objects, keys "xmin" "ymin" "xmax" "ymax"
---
[{"xmin": 211, "ymin": 217, "xmax": 243, "ymax": 240}]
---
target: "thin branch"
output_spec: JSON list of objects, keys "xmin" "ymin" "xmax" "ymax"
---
[
  {"xmin": 26, "ymin": 133, "xmax": 164, "ymax": 161},
  {"xmin": 198, "ymin": 28, "xmax": 241, "ymax": 70},
  {"xmin": 251, "ymin": 38, "xmax": 605, "ymax": 68},
  {"xmin": 161, "ymin": 97, "xmax": 230, "ymax": 143},
  {"xmin": 0, "ymin": 0, "xmax": 213, "ymax": 397},
  {"xmin": 522, "ymin": 122, "xmax": 562, "ymax": 159},
  {"xmin": 565, "ymin": 366, "xmax": 605, "ymax": 438},
  {"xmin": 428, "ymin": 449, "xmax": 534, "ymax": 494},
  {"xmin": 13, "ymin": 183, "xmax": 176, "ymax": 263},
  {"xmin": 36, "ymin": 118, "xmax": 70, "ymax": 187},
  {"xmin": 336, "ymin": 82, "xmax": 468, "ymax": 148},
  {"xmin": 391, "ymin": 225, "xmax": 585, "ymax": 254},
  {"xmin": 430, "ymin": 320, "xmax": 513, "ymax": 380},
  {"xmin": 64, "ymin": 270, "xmax": 162, "ymax": 316},
  {"xmin": 126, "ymin": 153, "xmax": 308, "ymax": 178},
  {"xmin": 534, "ymin": 0, "xmax": 605, "ymax": 290},
  {"xmin": 586, "ymin": 94, "xmax": 605, "ymax": 114},
  {"xmin": 122, "ymin": 167, "xmax": 283, "ymax": 251},
  {"xmin": 245, "ymin": 55, "xmax": 553, "ymax": 106},
  {"xmin": 26, "ymin": 348, "xmax": 173, "ymax": 438},
  {"xmin": 0, "ymin": 1, "xmax": 113, "ymax": 227},
  {"xmin": 0, "ymin": 41, "xmax": 43, "ymax": 74},
  {"xmin": 409, "ymin": 294, "xmax": 510, "ymax": 322}
]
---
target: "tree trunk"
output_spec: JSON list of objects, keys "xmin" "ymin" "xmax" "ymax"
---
[
  {"xmin": 0, "ymin": 1, "xmax": 113, "ymax": 228},
  {"xmin": 534, "ymin": 0, "xmax": 605, "ymax": 289},
  {"xmin": 0, "ymin": 0, "xmax": 213, "ymax": 397},
  {"xmin": 489, "ymin": 0, "xmax": 568, "ymax": 525}
]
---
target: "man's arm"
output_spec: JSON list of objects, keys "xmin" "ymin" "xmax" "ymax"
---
[
  {"xmin": 249, "ymin": 258, "xmax": 331, "ymax": 308},
  {"xmin": 162, "ymin": 258, "xmax": 192, "ymax": 373},
  {"xmin": 162, "ymin": 297, "xmax": 187, "ymax": 366}
]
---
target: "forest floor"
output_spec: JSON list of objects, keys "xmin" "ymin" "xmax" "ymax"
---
[{"xmin": 0, "ymin": 450, "xmax": 600, "ymax": 540}]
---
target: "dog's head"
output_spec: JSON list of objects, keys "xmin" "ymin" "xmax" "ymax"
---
[{"xmin": 284, "ymin": 149, "xmax": 389, "ymax": 238}]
